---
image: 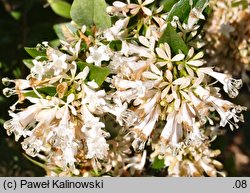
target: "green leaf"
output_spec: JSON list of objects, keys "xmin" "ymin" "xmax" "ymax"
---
[
  {"xmin": 77, "ymin": 62, "xmax": 110, "ymax": 86},
  {"xmin": 152, "ymin": 156, "xmax": 165, "ymax": 170},
  {"xmin": 49, "ymin": 39, "xmax": 61, "ymax": 47},
  {"xmin": 166, "ymin": 0, "xmax": 199, "ymax": 22},
  {"xmin": 159, "ymin": 25, "xmax": 189, "ymax": 54},
  {"xmin": 109, "ymin": 40, "xmax": 122, "ymax": 51},
  {"xmin": 10, "ymin": 11, "xmax": 22, "ymax": 20},
  {"xmin": 161, "ymin": 0, "xmax": 179, "ymax": 12},
  {"xmin": 24, "ymin": 87, "xmax": 57, "ymax": 98},
  {"xmin": 70, "ymin": 0, "xmax": 111, "ymax": 29},
  {"xmin": 48, "ymin": 0, "xmax": 71, "ymax": 19},
  {"xmin": 24, "ymin": 47, "xmax": 46, "ymax": 58},
  {"xmin": 194, "ymin": 0, "xmax": 209, "ymax": 10},
  {"xmin": 23, "ymin": 59, "xmax": 34, "ymax": 69},
  {"xmin": 160, "ymin": 0, "xmax": 209, "ymax": 54}
]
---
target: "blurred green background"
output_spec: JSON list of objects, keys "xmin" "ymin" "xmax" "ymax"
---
[{"xmin": 0, "ymin": 0, "xmax": 249, "ymax": 176}]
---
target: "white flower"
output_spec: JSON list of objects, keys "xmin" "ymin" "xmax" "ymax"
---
[
  {"xmin": 49, "ymin": 54, "xmax": 68, "ymax": 75},
  {"xmin": 176, "ymin": 102, "xmax": 196, "ymax": 131},
  {"xmin": 207, "ymin": 96, "xmax": 245, "ymax": 130},
  {"xmin": 121, "ymin": 41, "xmax": 153, "ymax": 58},
  {"xmin": 2, "ymin": 79, "xmax": 31, "ymax": 109},
  {"xmin": 139, "ymin": 36, "xmax": 156, "ymax": 53},
  {"xmin": 156, "ymin": 43, "xmax": 185, "ymax": 69},
  {"xmin": 198, "ymin": 67, "xmax": 243, "ymax": 98},
  {"xmin": 82, "ymin": 84, "xmax": 106, "ymax": 114},
  {"xmin": 171, "ymin": 16, "xmax": 180, "ymax": 28},
  {"xmin": 185, "ymin": 47, "xmax": 205, "ymax": 67},
  {"xmin": 104, "ymin": 18, "xmax": 129, "ymax": 41},
  {"xmin": 106, "ymin": 1, "xmax": 130, "ymax": 16},
  {"xmin": 145, "ymin": 25, "xmax": 162, "ymax": 40},
  {"xmin": 84, "ymin": 127, "xmax": 109, "ymax": 160},
  {"xmin": 194, "ymin": 86, "xmax": 246, "ymax": 130},
  {"xmin": 112, "ymin": 78, "xmax": 147, "ymax": 103},
  {"xmin": 132, "ymin": 93, "xmax": 161, "ymax": 151},
  {"xmin": 165, "ymin": 142, "xmax": 223, "ymax": 176},
  {"xmin": 128, "ymin": 0, "xmax": 155, "ymax": 16},
  {"xmin": 31, "ymin": 60, "xmax": 47, "ymax": 80},
  {"xmin": 160, "ymin": 111, "xmax": 183, "ymax": 147},
  {"xmin": 63, "ymin": 145, "xmax": 77, "ymax": 169},
  {"xmin": 186, "ymin": 123, "xmax": 204, "ymax": 145},
  {"xmin": 185, "ymin": 6, "xmax": 206, "ymax": 30},
  {"xmin": 86, "ymin": 45, "xmax": 111, "ymax": 66},
  {"xmin": 4, "ymin": 104, "xmax": 42, "ymax": 141},
  {"xmin": 106, "ymin": 96, "xmax": 138, "ymax": 127},
  {"xmin": 21, "ymin": 135, "xmax": 43, "ymax": 157},
  {"xmin": 81, "ymin": 109, "xmax": 109, "ymax": 160},
  {"xmin": 142, "ymin": 64, "xmax": 162, "ymax": 80}
]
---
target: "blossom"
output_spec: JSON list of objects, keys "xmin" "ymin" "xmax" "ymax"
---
[
  {"xmin": 106, "ymin": 1, "xmax": 130, "ymax": 16},
  {"xmin": 132, "ymin": 95, "xmax": 161, "ymax": 151},
  {"xmin": 128, "ymin": 0, "xmax": 155, "ymax": 16},
  {"xmin": 22, "ymin": 135, "xmax": 43, "ymax": 157},
  {"xmin": 49, "ymin": 53, "xmax": 68, "ymax": 75},
  {"xmin": 31, "ymin": 60, "xmax": 47, "ymax": 80},
  {"xmin": 81, "ymin": 84, "xmax": 106, "ymax": 114},
  {"xmin": 194, "ymin": 85, "xmax": 246, "ymax": 129},
  {"xmin": 3, "ymin": 104, "xmax": 42, "ymax": 141},
  {"xmin": 198, "ymin": 67, "xmax": 243, "ymax": 98},
  {"xmin": 86, "ymin": 45, "xmax": 111, "ymax": 66},
  {"xmin": 121, "ymin": 41, "xmax": 153, "ymax": 58},
  {"xmin": 83, "ymin": 125, "xmax": 109, "ymax": 160},
  {"xmin": 156, "ymin": 43, "xmax": 185, "ymax": 69},
  {"xmin": 81, "ymin": 107, "xmax": 109, "ymax": 160},
  {"xmin": 152, "ymin": 141, "xmax": 225, "ymax": 177},
  {"xmin": 105, "ymin": 96, "xmax": 138, "ymax": 127},
  {"xmin": 204, "ymin": 0, "xmax": 250, "ymax": 88},
  {"xmin": 104, "ymin": 18, "xmax": 129, "ymax": 41},
  {"xmin": 185, "ymin": 47, "xmax": 205, "ymax": 67},
  {"xmin": 112, "ymin": 78, "xmax": 147, "ymax": 103},
  {"xmin": 185, "ymin": 3, "xmax": 208, "ymax": 30}
]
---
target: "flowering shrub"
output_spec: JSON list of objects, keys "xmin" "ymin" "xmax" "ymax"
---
[{"xmin": 2, "ymin": 0, "xmax": 248, "ymax": 176}]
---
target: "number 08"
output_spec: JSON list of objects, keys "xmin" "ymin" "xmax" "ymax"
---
[{"xmin": 235, "ymin": 180, "xmax": 247, "ymax": 188}]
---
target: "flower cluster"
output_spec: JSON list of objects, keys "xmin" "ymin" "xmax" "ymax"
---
[
  {"xmin": 204, "ymin": 0, "xmax": 250, "ymax": 89},
  {"xmin": 2, "ymin": 0, "xmax": 246, "ymax": 176}
]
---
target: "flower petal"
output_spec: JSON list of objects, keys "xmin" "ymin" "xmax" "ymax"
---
[
  {"xmin": 187, "ymin": 60, "xmax": 204, "ymax": 66},
  {"xmin": 67, "ymin": 93, "xmax": 75, "ymax": 103},
  {"xmin": 150, "ymin": 64, "xmax": 161, "ymax": 76},
  {"xmin": 142, "ymin": 71, "xmax": 160, "ymax": 79},
  {"xmin": 172, "ymin": 54, "xmax": 185, "ymax": 61},
  {"xmin": 139, "ymin": 36, "xmax": 150, "ymax": 47},
  {"xmin": 161, "ymin": 85, "xmax": 170, "ymax": 99},
  {"xmin": 161, "ymin": 43, "xmax": 170, "ymax": 58},
  {"xmin": 173, "ymin": 77, "xmax": 186, "ymax": 85},
  {"xmin": 156, "ymin": 47, "xmax": 168, "ymax": 59},
  {"xmin": 187, "ymin": 47, "xmax": 194, "ymax": 59},
  {"xmin": 143, "ymin": 0, "xmax": 154, "ymax": 5},
  {"xmin": 193, "ymin": 51, "xmax": 204, "ymax": 60},
  {"xmin": 142, "ymin": 7, "xmax": 152, "ymax": 16},
  {"xmin": 113, "ymin": 1, "xmax": 127, "ymax": 7},
  {"xmin": 165, "ymin": 70, "xmax": 173, "ymax": 82}
]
